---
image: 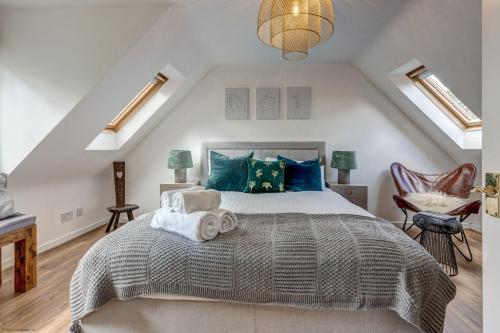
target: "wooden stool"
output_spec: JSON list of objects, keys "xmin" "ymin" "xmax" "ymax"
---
[
  {"xmin": 106, "ymin": 205, "xmax": 139, "ymax": 233},
  {"xmin": 0, "ymin": 214, "xmax": 37, "ymax": 292}
]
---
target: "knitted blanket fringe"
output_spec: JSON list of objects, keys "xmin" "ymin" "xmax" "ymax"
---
[{"xmin": 70, "ymin": 212, "xmax": 455, "ymax": 333}]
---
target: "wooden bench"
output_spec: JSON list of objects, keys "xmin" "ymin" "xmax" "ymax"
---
[{"xmin": 0, "ymin": 214, "xmax": 37, "ymax": 292}]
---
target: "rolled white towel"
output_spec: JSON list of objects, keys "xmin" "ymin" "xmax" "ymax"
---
[
  {"xmin": 210, "ymin": 208, "xmax": 238, "ymax": 233},
  {"xmin": 171, "ymin": 190, "xmax": 221, "ymax": 214},
  {"xmin": 151, "ymin": 208, "xmax": 221, "ymax": 242},
  {"xmin": 160, "ymin": 186, "xmax": 204, "ymax": 208}
]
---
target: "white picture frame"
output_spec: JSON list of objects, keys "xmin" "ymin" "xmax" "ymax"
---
[
  {"xmin": 287, "ymin": 87, "xmax": 311, "ymax": 119},
  {"xmin": 225, "ymin": 88, "xmax": 249, "ymax": 120},
  {"xmin": 256, "ymin": 87, "xmax": 280, "ymax": 120}
]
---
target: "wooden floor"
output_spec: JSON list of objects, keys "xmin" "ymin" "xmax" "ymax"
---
[{"xmin": 0, "ymin": 226, "xmax": 482, "ymax": 333}]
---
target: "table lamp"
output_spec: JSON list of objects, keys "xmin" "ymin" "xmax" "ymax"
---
[
  {"xmin": 168, "ymin": 150, "xmax": 193, "ymax": 183},
  {"xmin": 331, "ymin": 151, "xmax": 357, "ymax": 185}
]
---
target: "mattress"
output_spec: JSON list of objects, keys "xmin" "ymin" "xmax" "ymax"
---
[
  {"xmin": 219, "ymin": 188, "xmax": 372, "ymax": 216},
  {"xmin": 144, "ymin": 189, "xmax": 371, "ymax": 302}
]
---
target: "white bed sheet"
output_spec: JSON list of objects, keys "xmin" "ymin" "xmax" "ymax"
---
[{"xmin": 219, "ymin": 188, "xmax": 373, "ymax": 217}]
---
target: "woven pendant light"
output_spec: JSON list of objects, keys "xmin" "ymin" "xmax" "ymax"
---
[{"xmin": 257, "ymin": 0, "xmax": 335, "ymax": 61}]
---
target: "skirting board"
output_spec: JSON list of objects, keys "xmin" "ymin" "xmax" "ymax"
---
[{"xmin": 0, "ymin": 216, "xmax": 120, "ymax": 272}]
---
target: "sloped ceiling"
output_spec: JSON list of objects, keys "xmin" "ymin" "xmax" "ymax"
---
[
  {"xmin": 353, "ymin": 0, "xmax": 481, "ymax": 166},
  {"xmin": 0, "ymin": 1, "xmax": 439, "ymax": 64},
  {"xmin": 176, "ymin": 0, "xmax": 411, "ymax": 64},
  {"xmin": 0, "ymin": 4, "xmax": 171, "ymax": 173},
  {"xmin": 6, "ymin": 4, "xmax": 213, "ymax": 185},
  {"xmin": 0, "ymin": 0, "xmax": 169, "ymax": 7},
  {"xmin": 3, "ymin": 0, "xmax": 481, "ymax": 185}
]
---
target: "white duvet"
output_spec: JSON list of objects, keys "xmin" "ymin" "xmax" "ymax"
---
[{"xmin": 219, "ymin": 188, "xmax": 373, "ymax": 217}]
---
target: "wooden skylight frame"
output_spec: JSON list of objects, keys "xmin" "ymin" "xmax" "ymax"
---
[
  {"xmin": 105, "ymin": 73, "xmax": 168, "ymax": 132},
  {"xmin": 407, "ymin": 66, "xmax": 481, "ymax": 129}
]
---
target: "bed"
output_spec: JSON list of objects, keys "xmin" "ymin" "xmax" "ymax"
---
[{"xmin": 70, "ymin": 142, "xmax": 455, "ymax": 333}]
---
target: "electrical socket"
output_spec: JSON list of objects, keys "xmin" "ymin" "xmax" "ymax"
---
[
  {"xmin": 76, "ymin": 207, "xmax": 83, "ymax": 217},
  {"xmin": 61, "ymin": 211, "xmax": 74, "ymax": 223}
]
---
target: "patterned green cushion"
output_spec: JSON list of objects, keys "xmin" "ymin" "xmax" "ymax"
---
[{"xmin": 244, "ymin": 159, "xmax": 285, "ymax": 193}]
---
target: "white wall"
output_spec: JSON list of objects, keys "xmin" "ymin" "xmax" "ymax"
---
[
  {"xmin": 482, "ymin": 1, "xmax": 500, "ymax": 331},
  {"xmin": 126, "ymin": 64, "xmax": 463, "ymax": 224},
  {"xmin": 10, "ymin": 173, "xmax": 113, "ymax": 248},
  {"xmin": 0, "ymin": 4, "xmax": 170, "ymax": 267},
  {"xmin": 0, "ymin": 4, "xmax": 169, "ymax": 173}
]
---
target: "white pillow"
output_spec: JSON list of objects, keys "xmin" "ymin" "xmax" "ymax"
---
[
  {"xmin": 405, "ymin": 192, "xmax": 467, "ymax": 213},
  {"xmin": 0, "ymin": 173, "xmax": 7, "ymax": 189}
]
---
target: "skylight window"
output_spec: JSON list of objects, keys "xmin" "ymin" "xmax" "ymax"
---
[
  {"xmin": 105, "ymin": 73, "xmax": 167, "ymax": 132},
  {"xmin": 407, "ymin": 66, "xmax": 481, "ymax": 129}
]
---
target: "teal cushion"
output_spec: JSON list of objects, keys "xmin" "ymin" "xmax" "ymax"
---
[
  {"xmin": 206, "ymin": 151, "xmax": 254, "ymax": 191},
  {"xmin": 244, "ymin": 159, "xmax": 285, "ymax": 193},
  {"xmin": 278, "ymin": 155, "xmax": 322, "ymax": 192}
]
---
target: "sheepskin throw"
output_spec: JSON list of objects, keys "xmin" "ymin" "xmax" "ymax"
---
[
  {"xmin": 0, "ymin": 173, "xmax": 15, "ymax": 219},
  {"xmin": 0, "ymin": 173, "xmax": 7, "ymax": 189},
  {"xmin": 70, "ymin": 212, "xmax": 455, "ymax": 333},
  {"xmin": 405, "ymin": 192, "xmax": 467, "ymax": 213}
]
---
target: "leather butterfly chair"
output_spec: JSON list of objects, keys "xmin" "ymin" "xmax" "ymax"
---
[{"xmin": 390, "ymin": 162, "xmax": 481, "ymax": 261}]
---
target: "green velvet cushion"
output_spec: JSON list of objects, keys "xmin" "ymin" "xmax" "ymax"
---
[
  {"xmin": 244, "ymin": 159, "xmax": 285, "ymax": 193},
  {"xmin": 206, "ymin": 151, "xmax": 254, "ymax": 192}
]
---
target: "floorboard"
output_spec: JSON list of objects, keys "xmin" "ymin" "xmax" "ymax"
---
[{"xmin": 0, "ymin": 225, "xmax": 482, "ymax": 332}]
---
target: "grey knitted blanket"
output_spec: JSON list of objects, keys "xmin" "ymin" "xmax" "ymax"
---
[{"xmin": 70, "ymin": 212, "xmax": 455, "ymax": 333}]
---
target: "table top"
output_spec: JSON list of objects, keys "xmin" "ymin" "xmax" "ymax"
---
[
  {"xmin": 107, "ymin": 204, "xmax": 139, "ymax": 213},
  {"xmin": 0, "ymin": 214, "xmax": 36, "ymax": 235}
]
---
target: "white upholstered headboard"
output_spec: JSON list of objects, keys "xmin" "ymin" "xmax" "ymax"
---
[{"xmin": 200, "ymin": 141, "xmax": 326, "ymax": 186}]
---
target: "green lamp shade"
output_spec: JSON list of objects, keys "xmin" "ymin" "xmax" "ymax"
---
[
  {"xmin": 331, "ymin": 151, "xmax": 357, "ymax": 170},
  {"xmin": 168, "ymin": 150, "xmax": 193, "ymax": 169}
]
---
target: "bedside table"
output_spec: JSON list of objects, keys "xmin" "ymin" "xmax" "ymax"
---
[
  {"xmin": 326, "ymin": 182, "xmax": 368, "ymax": 210},
  {"xmin": 160, "ymin": 182, "xmax": 201, "ymax": 196}
]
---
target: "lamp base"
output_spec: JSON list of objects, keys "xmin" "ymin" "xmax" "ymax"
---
[
  {"xmin": 338, "ymin": 170, "xmax": 351, "ymax": 184},
  {"xmin": 174, "ymin": 169, "xmax": 187, "ymax": 183}
]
